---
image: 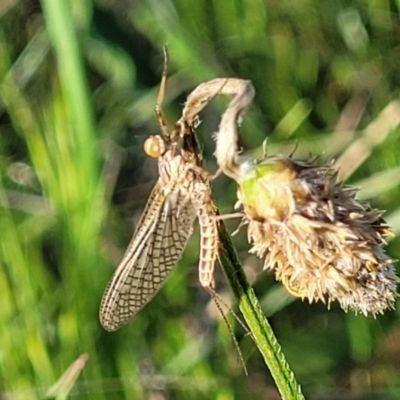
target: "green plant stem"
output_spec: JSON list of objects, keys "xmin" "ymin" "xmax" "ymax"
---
[{"xmin": 217, "ymin": 222, "xmax": 305, "ymax": 400}]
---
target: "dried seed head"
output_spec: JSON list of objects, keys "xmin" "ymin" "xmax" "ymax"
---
[{"xmin": 237, "ymin": 154, "xmax": 398, "ymax": 315}]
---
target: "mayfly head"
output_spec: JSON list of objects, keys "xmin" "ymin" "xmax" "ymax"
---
[{"xmin": 143, "ymin": 135, "xmax": 167, "ymax": 158}]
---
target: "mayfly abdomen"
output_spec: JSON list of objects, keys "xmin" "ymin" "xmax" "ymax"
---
[{"xmin": 190, "ymin": 180, "xmax": 219, "ymax": 288}]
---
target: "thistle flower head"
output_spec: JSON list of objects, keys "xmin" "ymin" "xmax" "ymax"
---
[{"xmin": 237, "ymin": 154, "xmax": 398, "ymax": 315}]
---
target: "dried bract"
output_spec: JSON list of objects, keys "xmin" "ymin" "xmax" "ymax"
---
[{"xmin": 237, "ymin": 154, "xmax": 398, "ymax": 315}]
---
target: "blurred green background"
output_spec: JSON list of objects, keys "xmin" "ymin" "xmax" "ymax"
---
[{"xmin": 1, "ymin": 0, "xmax": 400, "ymax": 399}]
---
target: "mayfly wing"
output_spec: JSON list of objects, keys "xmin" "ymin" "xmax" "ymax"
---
[{"xmin": 99, "ymin": 179, "xmax": 196, "ymax": 331}]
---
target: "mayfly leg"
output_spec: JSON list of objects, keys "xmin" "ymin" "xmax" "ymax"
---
[{"xmin": 155, "ymin": 46, "xmax": 171, "ymax": 142}]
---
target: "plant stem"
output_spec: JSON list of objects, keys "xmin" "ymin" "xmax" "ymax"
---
[{"xmin": 217, "ymin": 221, "xmax": 305, "ymax": 400}]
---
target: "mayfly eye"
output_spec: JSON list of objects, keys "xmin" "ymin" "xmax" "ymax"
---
[{"xmin": 144, "ymin": 136, "xmax": 164, "ymax": 158}]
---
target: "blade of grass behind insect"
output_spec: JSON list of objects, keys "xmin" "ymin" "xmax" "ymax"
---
[
  {"xmin": 39, "ymin": 0, "xmax": 105, "ymax": 250},
  {"xmin": 0, "ymin": 28, "xmax": 58, "ymax": 397},
  {"xmin": 38, "ymin": 0, "xmax": 111, "ymax": 397},
  {"xmin": 0, "ymin": 2, "xmax": 111, "ymax": 398}
]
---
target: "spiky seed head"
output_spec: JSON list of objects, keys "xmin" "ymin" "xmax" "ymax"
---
[{"xmin": 237, "ymin": 154, "xmax": 398, "ymax": 315}]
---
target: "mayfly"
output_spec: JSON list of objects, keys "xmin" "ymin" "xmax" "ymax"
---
[{"xmin": 99, "ymin": 52, "xmax": 219, "ymax": 331}]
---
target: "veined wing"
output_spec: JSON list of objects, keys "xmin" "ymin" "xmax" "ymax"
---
[{"xmin": 100, "ymin": 181, "xmax": 196, "ymax": 331}]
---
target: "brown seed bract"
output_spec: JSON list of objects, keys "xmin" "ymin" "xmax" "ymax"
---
[{"xmin": 239, "ymin": 155, "xmax": 398, "ymax": 315}]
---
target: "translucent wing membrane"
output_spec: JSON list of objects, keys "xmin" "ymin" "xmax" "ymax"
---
[{"xmin": 100, "ymin": 181, "xmax": 196, "ymax": 331}]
